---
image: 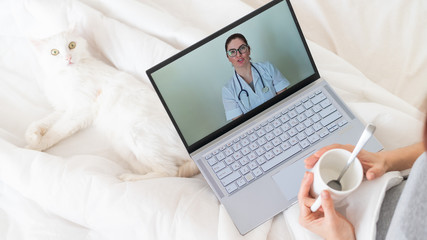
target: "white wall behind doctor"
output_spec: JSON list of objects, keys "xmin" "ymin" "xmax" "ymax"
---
[{"xmin": 152, "ymin": 1, "xmax": 314, "ymax": 147}]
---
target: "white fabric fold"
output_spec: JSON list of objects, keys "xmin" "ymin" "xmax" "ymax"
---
[{"xmin": 0, "ymin": 0, "xmax": 425, "ymax": 239}]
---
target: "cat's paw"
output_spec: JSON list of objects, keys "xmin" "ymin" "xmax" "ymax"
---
[
  {"xmin": 25, "ymin": 123, "xmax": 51, "ymax": 151},
  {"xmin": 25, "ymin": 123, "xmax": 47, "ymax": 143}
]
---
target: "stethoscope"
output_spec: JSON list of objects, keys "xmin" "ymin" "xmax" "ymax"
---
[{"xmin": 234, "ymin": 63, "xmax": 269, "ymax": 111}]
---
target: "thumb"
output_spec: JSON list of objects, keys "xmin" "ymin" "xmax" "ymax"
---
[
  {"xmin": 366, "ymin": 167, "xmax": 384, "ymax": 180},
  {"xmin": 320, "ymin": 190, "xmax": 336, "ymax": 219}
]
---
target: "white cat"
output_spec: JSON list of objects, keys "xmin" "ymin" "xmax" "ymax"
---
[{"xmin": 26, "ymin": 29, "xmax": 199, "ymax": 181}]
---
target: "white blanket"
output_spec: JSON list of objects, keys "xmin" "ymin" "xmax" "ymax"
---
[{"xmin": 0, "ymin": 0, "xmax": 425, "ymax": 239}]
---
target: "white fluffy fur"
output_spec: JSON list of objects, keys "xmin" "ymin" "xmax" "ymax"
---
[{"xmin": 26, "ymin": 30, "xmax": 198, "ymax": 181}]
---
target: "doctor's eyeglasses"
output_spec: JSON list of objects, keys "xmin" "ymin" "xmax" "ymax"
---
[{"xmin": 227, "ymin": 44, "xmax": 249, "ymax": 57}]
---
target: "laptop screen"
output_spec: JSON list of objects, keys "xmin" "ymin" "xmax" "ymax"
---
[{"xmin": 146, "ymin": 0, "xmax": 318, "ymax": 153}]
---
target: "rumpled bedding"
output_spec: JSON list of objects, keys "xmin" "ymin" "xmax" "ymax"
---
[{"xmin": 0, "ymin": 0, "xmax": 425, "ymax": 239}]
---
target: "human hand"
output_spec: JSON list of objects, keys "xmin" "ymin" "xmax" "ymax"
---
[
  {"xmin": 298, "ymin": 171, "xmax": 356, "ymax": 240},
  {"xmin": 304, "ymin": 144, "xmax": 387, "ymax": 181}
]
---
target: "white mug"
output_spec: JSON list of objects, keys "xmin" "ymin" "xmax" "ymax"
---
[{"xmin": 310, "ymin": 148, "xmax": 363, "ymax": 212}]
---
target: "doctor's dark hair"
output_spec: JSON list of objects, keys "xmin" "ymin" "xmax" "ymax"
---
[{"xmin": 225, "ymin": 33, "xmax": 250, "ymax": 52}]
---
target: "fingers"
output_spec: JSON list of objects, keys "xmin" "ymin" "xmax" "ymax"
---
[
  {"xmin": 298, "ymin": 172, "xmax": 325, "ymax": 211},
  {"xmin": 366, "ymin": 167, "xmax": 386, "ymax": 180},
  {"xmin": 304, "ymin": 154, "xmax": 319, "ymax": 169},
  {"xmin": 366, "ymin": 170, "xmax": 376, "ymax": 180},
  {"xmin": 298, "ymin": 172, "xmax": 314, "ymax": 216},
  {"xmin": 361, "ymin": 152, "xmax": 387, "ymax": 181},
  {"xmin": 320, "ymin": 190, "xmax": 336, "ymax": 220},
  {"xmin": 298, "ymin": 171, "xmax": 313, "ymax": 200},
  {"xmin": 299, "ymin": 172, "xmax": 325, "ymax": 226},
  {"xmin": 305, "ymin": 144, "xmax": 352, "ymax": 169}
]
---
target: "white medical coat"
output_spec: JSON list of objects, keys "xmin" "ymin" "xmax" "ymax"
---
[{"xmin": 222, "ymin": 61, "xmax": 290, "ymax": 121}]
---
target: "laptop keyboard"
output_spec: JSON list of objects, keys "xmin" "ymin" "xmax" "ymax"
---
[{"xmin": 203, "ymin": 90, "xmax": 348, "ymax": 195}]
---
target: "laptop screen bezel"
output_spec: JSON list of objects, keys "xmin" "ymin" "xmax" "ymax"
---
[{"xmin": 146, "ymin": 0, "xmax": 320, "ymax": 154}]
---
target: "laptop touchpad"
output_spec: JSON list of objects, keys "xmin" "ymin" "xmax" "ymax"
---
[{"xmin": 272, "ymin": 159, "xmax": 307, "ymax": 201}]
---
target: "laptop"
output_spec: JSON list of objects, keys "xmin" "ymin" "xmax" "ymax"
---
[{"xmin": 146, "ymin": 0, "xmax": 382, "ymax": 235}]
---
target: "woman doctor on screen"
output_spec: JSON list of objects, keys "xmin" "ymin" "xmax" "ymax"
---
[{"xmin": 222, "ymin": 33, "xmax": 290, "ymax": 121}]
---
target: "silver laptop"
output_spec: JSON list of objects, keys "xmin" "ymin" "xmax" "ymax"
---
[{"xmin": 146, "ymin": 0, "xmax": 382, "ymax": 235}]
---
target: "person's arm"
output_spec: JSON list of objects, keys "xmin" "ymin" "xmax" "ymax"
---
[
  {"xmin": 305, "ymin": 142, "xmax": 424, "ymax": 180},
  {"xmin": 380, "ymin": 142, "xmax": 424, "ymax": 172}
]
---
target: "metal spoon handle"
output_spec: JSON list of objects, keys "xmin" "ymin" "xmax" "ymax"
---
[{"xmin": 336, "ymin": 123, "xmax": 376, "ymax": 182}]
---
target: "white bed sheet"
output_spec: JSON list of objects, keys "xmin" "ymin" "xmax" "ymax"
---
[{"xmin": 0, "ymin": 0, "xmax": 425, "ymax": 239}]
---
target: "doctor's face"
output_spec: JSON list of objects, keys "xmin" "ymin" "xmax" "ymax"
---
[{"xmin": 226, "ymin": 38, "xmax": 251, "ymax": 69}]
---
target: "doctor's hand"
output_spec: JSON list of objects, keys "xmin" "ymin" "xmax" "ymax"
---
[
  {"xmin": 298, "ymin": 171, "xmax": 356, "ymax": 240},
  {"xmin": 304, "ymin": 144, "xmax": 387, "ymax": 181}
]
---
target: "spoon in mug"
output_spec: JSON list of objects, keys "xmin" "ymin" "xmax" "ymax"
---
[{"xmin": 327, "ymin": 124, "xmax": 376, "ymax": 191}]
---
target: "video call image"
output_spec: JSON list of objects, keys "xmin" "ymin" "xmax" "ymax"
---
[{"xmin": 150, "ymin": 1, "xmax": 314, "ymax": 147}]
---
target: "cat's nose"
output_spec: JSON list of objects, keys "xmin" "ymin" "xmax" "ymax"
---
[{"xmin": 65, "ymin": 55, "xmax": 72, "ymax": 64}]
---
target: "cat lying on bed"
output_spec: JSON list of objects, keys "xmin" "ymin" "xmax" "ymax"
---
[{"xmin": 26, "ymin": 29, "xmax": 199, "ymax": 181}]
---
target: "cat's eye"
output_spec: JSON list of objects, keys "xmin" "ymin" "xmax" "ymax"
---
[
  {"xmin": 51, "ymin": 49, "xmax": 59, "ymax": 56},
  {"xmin": 68, "ymin": 41, "xmax": 76, "ymax": 49}
]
